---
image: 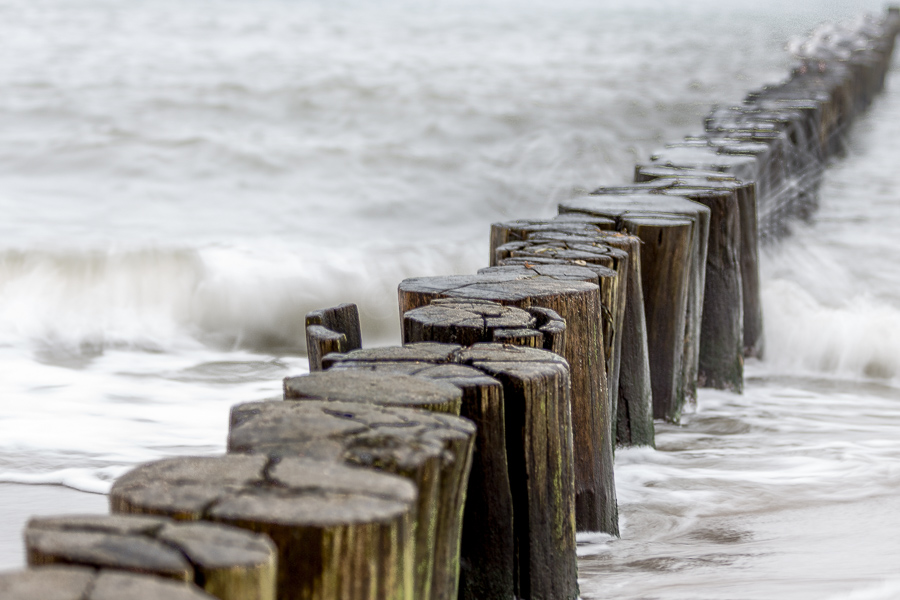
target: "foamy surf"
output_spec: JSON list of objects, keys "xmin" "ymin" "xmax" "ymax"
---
[{"xmin": 0, "ymin": 240, "xmax": 483, "ymax": 354}]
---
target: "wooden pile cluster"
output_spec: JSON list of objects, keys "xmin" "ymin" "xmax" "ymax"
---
[{"xmin": 3, "ymin": 9, "xmax": 899, "ymax": 600}]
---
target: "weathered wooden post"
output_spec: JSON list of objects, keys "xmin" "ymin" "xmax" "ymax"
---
[
  {"xmin": 305, "ymin": 303, "xmax": 362, "ymax": 371},
  {"xmin": 411, "ymin": 363, "xmax": 516, "ymax": 600},
  {"xmin": 403, "ymin": 298, "xmax": 565, "ymax": 352},
  {"xmin": 660, "ymin": 185, "xmax": 743, "ymax": 392},
  {"xmin": 25, "ymin": 515, "xmax": 277, "ymax": 600},
  {"xmin": 322, "ymin": 343, "xmax": 580, "ymax": 600},
  {"xmin": 110, "ymin": 455, "xmax": 418, "ymax": 600},
  {"xmin": 489, "ymin": 220, "xmax": 614, "ymax": 264},
  {"xmin": 323, "ymin": 350, "xmax": 515, "ymax": 600},
  {"xmin": 633, "ymin": 148, "xmax": 750, "ymax": 392},
  {"xmin": 559, "ymin": 194, "xmax": 709, "ymax": 422},
  {"xmin": 228, "ymin": 398, "xmax": 475, "ymax": 600},
  {"xmin": 0, "ymin": 566, "xmax": 218, "ymax": 600},
  {"xmin": 622, "ymin": 216, "xmax": 694, "ymax": 421},
  {"xmin": 573, "ymin": 191, "xmax": 710, "ymax": 406},
  {"xmin": 492, "ymin": 218, "xmax": 655, "ymax": 446},
  {"xmin": 635, "ymin": 166, "xmax": 764, "ymax": 358},
  {"xmin": 281, "ymin": 371, "xmax": 470, "ymax": 600},
  {"xmin": 285, "ymin": 369, "xmax": 463, "ymax": 415},
  {"xmin": 487, "ymin": 251, "xmax": 623, "ymax": 411},
  {"xmin": 398, "ymin": 270, "xmax": 617, "ymax": 535},
  {"xmin": 456, "ymin": 343, "xmax": 578, "ymax": 600}
]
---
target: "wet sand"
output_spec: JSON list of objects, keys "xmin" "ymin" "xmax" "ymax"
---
[{"xmin": 0, "ymin": 484, "xmax": 107, "ymax": 570}]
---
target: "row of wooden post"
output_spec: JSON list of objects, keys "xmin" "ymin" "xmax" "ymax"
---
[{"xmin": 3, "ymin": 9, "xmax": 899, "ymax": 600}]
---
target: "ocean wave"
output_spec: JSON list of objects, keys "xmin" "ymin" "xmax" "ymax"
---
[
  {"xmin": 0, "ymin": 242, "xmax": 482, "ymax": 355},
  {"xmin": 762, "ymin": 279, "xmax": 900, "ymax": 381}
]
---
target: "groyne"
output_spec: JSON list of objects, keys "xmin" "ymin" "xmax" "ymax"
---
[{"xmin": 2, "ymin": 8, "xmax": 899, "ymax": 600}]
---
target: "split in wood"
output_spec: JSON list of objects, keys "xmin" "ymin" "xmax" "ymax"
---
[
  {"xmin": 399, "ymin": 271, "xmax": 617, "ymax": 536},
  {"xmin": 323, "ymin": 342, "xmax": 579, "ymax": 600},
  {"xmin": 403, "ymin": 298, "xmax": 565, "ymax": 353},
  {"xmin": 305, "ymin": 303, "xmax": 363, "ymax": 371},
  {"xmin": 559, "ymin": 194, "xmax": 709, "ymax": 423},
  {"xmin": 110, "ymin": 455, "xmax": 418, "ymax": 600},
  {"xmin": 0, "ymin": 565, "xmax": 218, "ymax": 600},
  {"xmin": 228, "ymin": 398, "xmax": 475, "ymax": 600},
  {"xmin": 25, "ymin": 514, "xmax": 276, "ymax": 600}
]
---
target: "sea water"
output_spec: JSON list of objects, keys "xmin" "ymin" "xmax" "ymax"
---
[{"xmin": 1, "ymin": 0, "xmax": 899, "ymax": 596}]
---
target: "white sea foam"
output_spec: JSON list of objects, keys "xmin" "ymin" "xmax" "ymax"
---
[{"xmin": 2, "ymin": 0, "xmax": 900, "ymax": 592}]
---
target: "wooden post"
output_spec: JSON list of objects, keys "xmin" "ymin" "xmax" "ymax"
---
[
  {"xmin": 410, "ymin": 363, "xmax": 515, "ymax": 600},
  {"xmin": 494, "ymin": 217, "xmax": 655, "ymax": 447},
  {"xmin": 398, "ymin": 270, "xmax": 617, "ymax": 535},
  {"xmin": 559, "ymin": 194, "xmax": 709, "ymax": 421},
  {"xmin": 403, "ymin": 298, "xmax": 564, "ymax": 352},
  {"xmin": 489, "ymin": 219, "xmax": 614, "ymax": 265},
  {"xmin": 662, "ymin": 186, "xmax": 744, "ymax": 392},
  {"xmin": 456, "ymin": 343, "xmax": 579, "ymax": 600},
  {"xmin": 490, "ymin": 249, "xmax": 625, "ymax": 437},
  {"xmin": 571, "ymin": 192, "xmax": 709, "ymax": 407},
  {"xmin": 110, "ymin": 455, "xmax": 418, "ymax": 600},
  {"xmin": 620, "ymin": 216, "xmax": 694, "ymax": 422},
  {"xmin": 228, "ymin": 399, "xmax": 475, "ymax": 600},
  {"xmin": 281, "ymin": 371, "xmax": 469, "ymax": 600},
  {"xmin": 637, "ymin": 167, "xmax": 764, "ymax": 358},
  {"xmin": 319, "ymin": 343, "xmax": 580, "ymax": 600},
  {"xmin": 321, "ymin": 342, "xmax": 461, "ymax": 370},
  {"xmin": 0, "ymin": 566, "xmax": 219, "ymax": 600},
  {"xmin": 324, "ymin": 353, "xmax": 516, "ymax": 600},
  {"xmin": 25, "ymin": 515, "xmax": 277, "ymax": 600},
  {"xmin": 284, "ymin": 370, "xmax": 463, "ymax": 415},
  {"xmin": 305, "ymin": 304, "xmax": 362, "ymax": 371}
]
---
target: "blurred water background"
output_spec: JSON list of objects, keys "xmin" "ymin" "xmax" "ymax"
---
[{"xmin": 2, "ymin": 0, "xmax": 900, "ymax": 596}]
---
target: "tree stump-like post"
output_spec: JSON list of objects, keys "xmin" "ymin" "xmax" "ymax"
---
[
  {"xmin": 228, "ymin": 399, "xmax": 475, "ymax": 600},
  {"xmin": 410, "ymin": 363, "xmax": 515, "ymax": 600},
  {"xmin": 489, "ymin": 220, "xmax": 614, "ymax": 265},
  {"xmin": 569, "ymin": 191, "xmax": 710, "ymax": 407},
  {"xmin": 0, "ymin": 566, "xmax": 219, "ymax": 600},
  {"xmin": 110, "ymin": 455, "xmax": 418, "ymax": 600},
  {"xmin": 305, "ymin": 304, "xmax": 363, "ymax": 371},
  {"xmin": 491, "ymin": 250, "xmax": 625, "ymax": 433},
  {"xmin": 398, "ymin": 271, "xmax": 617, "ymax": 535},
  {"xmin": 403, "ymin": 298, "xmax": 565, "ymax": 353},
  {"xmin": 635, "ymin": 166, "xmax": 765, "ymax": 358},
  {"xmin": 25, "ymin": 515, "xmax": 277, "ymax": 600},
  {"xmin": 662, "ymin": 186, "xmax": 744, "ymax": 392},
  {"xmin": 472, "ymin": 263, "xmax": 617, "ymax": 536},
  {"xmin": 456, "ymin": 344, "xmax": 579, "ymax": 600},
  {"xmin": 280, "ymin": 371, "xmax": 468, "ymax": 599},
  {"xmin": 494, "ymin": 217, "xmax": 655, "ymax": 447},
  {"xmin": 322, "ymin": 343, "xmax": 579, "ymax": 600},
  {"xmin": 620, "ymin": 216, "xmax": 694, "ymax": 422},
  {"xmin": 324, "ymin": 352, "xmax": 515, "ymax": 600},
  {"xmin": 559, "ymin": 195, "xmax": 708, "ymax": 422},
  {"xmin": 284, "ymin": 370, "xmax": 463, "ymax": 415},
  {"xmin": 321, "ymin": 342, "xmax": 461, "ymax": 371}
]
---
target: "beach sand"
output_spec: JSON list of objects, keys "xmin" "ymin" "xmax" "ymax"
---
[{"xmin": 0, "ymin": 484, "xmax": 107, "ymax": 570}]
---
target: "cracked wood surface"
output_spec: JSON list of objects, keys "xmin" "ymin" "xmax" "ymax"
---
[
  {"xmin": 25, "ymin": 514, "xmax": 276, "ymax": 600},
  {"xmin": 559, "ymin": 193, "xmax": 709, "ymax": 418},
  {"xmin": 398, "ymin": 272, "xmax": 617, "ymax": 536},
  {"xmin": 110, "ymin": 455, "xmax": 417, "ymax": 600},
  {"xmin": 228, "ymin": 399, "xmax": 475, "ymax": 600},
  {"xmin": 0, "ymin": 565, "xmax": 218, "ymax": 600}
]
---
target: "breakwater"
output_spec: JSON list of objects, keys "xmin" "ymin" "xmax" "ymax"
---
[{"xmin": 2, "ymin": 8, "xmax": 899, "ymax": 600}]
